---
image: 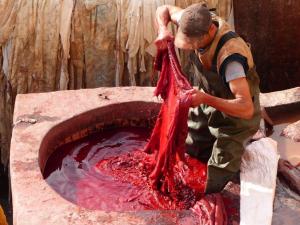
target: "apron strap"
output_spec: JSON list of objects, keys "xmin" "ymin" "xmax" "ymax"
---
[{"xmin": 211, "ymin": 31, "xmax": 239, "ymax": 73}]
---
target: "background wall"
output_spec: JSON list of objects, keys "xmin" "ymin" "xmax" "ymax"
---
[{"xmin": 234, "ymin": 0, "xmax": 300, "ymax": 92}]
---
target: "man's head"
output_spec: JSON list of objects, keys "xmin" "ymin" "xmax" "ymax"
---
[{"xmin": 175, "ymin": 4, "xmax": 214, "ymax": 50}]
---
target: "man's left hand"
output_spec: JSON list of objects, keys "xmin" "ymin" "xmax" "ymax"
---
[{"xmin": 190, "ymin": 89, "xmax": 205, "ymax": 107}]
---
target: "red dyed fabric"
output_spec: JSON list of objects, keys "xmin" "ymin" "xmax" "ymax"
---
[
  {"xmin": 191, "ymin": 194, "xmax": 228, "ymax": 225},
  {"xmin": 145, "ymin": 42, "xmax": 228, "ymax": 224},
  {"xmin": 144, "ymin": 42, "xmax": 200, "ymax": 192}
]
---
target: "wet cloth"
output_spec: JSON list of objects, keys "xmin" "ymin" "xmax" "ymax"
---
[
  {"xmin": 144, "ymin": 42, "xmax": 193, "ymax": 191},
  {"xmin": 145, "ymin": 42, "xmax": 228, "ymax": 224}
]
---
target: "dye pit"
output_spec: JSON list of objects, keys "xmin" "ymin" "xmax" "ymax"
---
[
  {"xmin": 43, "ymin": 126, "xmax": 238, "ymax": 223},
  {"xmin": 43, "ymin": 127, "xmax": 208, "ymax": 211}
]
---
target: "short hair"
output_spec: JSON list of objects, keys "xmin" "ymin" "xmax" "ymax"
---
[{"xmin": 179, "ymin": 4, "xmax": 212, "ymax": 37}]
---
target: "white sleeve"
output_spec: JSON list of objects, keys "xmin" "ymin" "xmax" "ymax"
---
[{"xmin": 225, "ymin": 60, "xmax": 246, "ymax": 82}]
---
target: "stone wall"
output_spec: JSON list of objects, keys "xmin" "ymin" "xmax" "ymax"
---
[{"xmin": 234, "ymin": 0, "xmax": 300, "ymax": 92}]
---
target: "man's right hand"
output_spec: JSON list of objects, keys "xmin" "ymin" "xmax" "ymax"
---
[
  {"xmin": 154, "ymin": 5, "xmax": 183, "ymax": 49},
  {"xmin": 154, "ymin": 27, "xmax": 174, "ymax": 50}
]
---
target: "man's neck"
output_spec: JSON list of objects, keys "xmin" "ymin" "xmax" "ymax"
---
[
  {"xmin": 198, "ymin": 28, "xmax": 218, "ymax": 53},
  {"xmin": 206, "ymin": 24, "xmax": 218, "ymax": 47}
]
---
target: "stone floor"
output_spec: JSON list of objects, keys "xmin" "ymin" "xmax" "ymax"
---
[
  {"xmin": 4, "ymin": 86, "xmax": 300, "ymax": 225},
  {"xmin": 272, "ymin": 178, "xmax": 300, "ymax": 225}
]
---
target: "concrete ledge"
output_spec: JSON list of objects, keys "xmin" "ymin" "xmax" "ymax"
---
[
  {"xmin": 11, "ymin": 87, "xmax": 202, "ymax": 225},
  {"xmin": 260, "ymin": 87, "xmax": 300, "ymax": 107},
  {"xmin": 260, "ymin": 87, "xmax": 300, "ymax": 124},
  {"xmin": 281, "ymin": 120, "xmax": 300, "ymax": 142}
]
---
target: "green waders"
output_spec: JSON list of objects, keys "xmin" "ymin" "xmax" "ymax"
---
[{"xmin": 186, "ymin": 38, "xmax": 261, "ymax": 194}]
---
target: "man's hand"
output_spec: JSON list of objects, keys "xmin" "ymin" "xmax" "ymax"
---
[
  {"xmin": 189, "ymin": 78, "xmax": 255, "ymax": 119},
  {"xmin": 154, "ymin": 5, "xmax": 182, "ymax": 50},
  {"xmin": 154, "ymin": 27, "xmax": 174, "ymax": 50},
  {"xmin": 190, "ymin": 89, "xmax": 206, "ymax": 107}
]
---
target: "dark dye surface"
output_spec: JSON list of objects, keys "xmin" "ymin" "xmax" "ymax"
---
[
  {"xmin": 43, "ymin": 126, "xmax": 240, "ymax": 223},
  {"xmin": 44, "ymin": 127, "xmax": 208, "ymax": 211},
  {"xmin": 44, "ymin": 127, "xmax": 149, "ymax": 210},
  {"xmin": 0, "ymin": 172, "xmax": 11, "ymax": 225}
]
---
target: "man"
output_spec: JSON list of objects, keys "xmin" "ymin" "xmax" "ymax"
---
[{"xmin": 155, "ymin": 3, "xmax": 261, "ymax": 193}]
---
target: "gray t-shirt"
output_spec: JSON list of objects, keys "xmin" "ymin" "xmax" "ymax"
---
[{"xmin": 224, "ymin": 60, "xmax": 246, "ymax": 82}]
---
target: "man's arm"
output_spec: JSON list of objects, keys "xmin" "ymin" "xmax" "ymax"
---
[
  {"xmin": 156, "ymin": 5, "xmax": 183, "ymax": 28},
  {"xmin": 155, "ymin": 5, "xmax": 183, "ymax": 49},
  {"xmin": 191, "ymin": 77, "xmax": 254, "ymax": 119}
]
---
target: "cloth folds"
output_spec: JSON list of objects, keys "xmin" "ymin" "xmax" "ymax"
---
[{"xmin": 144, "ymin": 42, "xmax": 193, "ymax": 192}]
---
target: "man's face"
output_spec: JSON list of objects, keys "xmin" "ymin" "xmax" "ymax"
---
[{"xmin": 174, "ymin": 33, "xmax": 208, "ymax": 50}]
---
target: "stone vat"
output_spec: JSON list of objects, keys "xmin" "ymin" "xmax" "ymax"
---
[
  {"xmin": 10, "ymin": 86, "xmax": 300, "ymax": 225},
  {"xmin": 10, "ymin": 87, "xmax": 200, "ymax": 225}
]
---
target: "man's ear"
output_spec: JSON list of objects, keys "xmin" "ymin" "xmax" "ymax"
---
[{"xmin": 208, "ymin": 23, "xmax": 217, "ymax": 35}]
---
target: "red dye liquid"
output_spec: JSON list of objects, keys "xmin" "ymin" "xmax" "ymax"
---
[
  {"xmin": 43, "ymin": 127, "xmax": 207, "ymax": 210},
  {"xmin": 44, "ymin": 128, "xmax": 151, "ymax": 210}
]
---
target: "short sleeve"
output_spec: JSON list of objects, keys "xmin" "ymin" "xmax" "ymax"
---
[
  {"xmin": 219, "ymin": 53, "xmax": 249, "ymax": 85},
  {"xmin": 225, "ymin": 60, "xmax": 246, "ymax": 82}
]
